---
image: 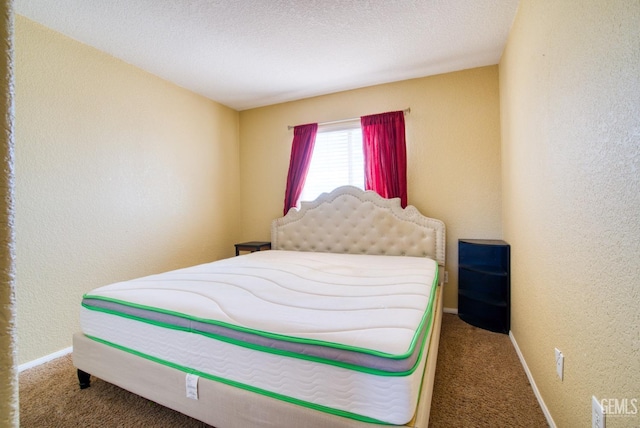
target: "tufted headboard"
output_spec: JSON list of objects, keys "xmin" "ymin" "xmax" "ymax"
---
[{"xmin": 271, "ymin": 186, "xmax": 445, "ymax": 267}]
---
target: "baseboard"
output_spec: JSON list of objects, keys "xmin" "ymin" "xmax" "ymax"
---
[
  {"xmin": 443, "ymin": 307, "xmax": 458, "ymax": 314},
  {"xmin": 18, "ymin": 346, "xmax": 73, "ymax": 372},
  {"xmin": 509, "ymin": 331, "xmax": 556, "ymax": 428}
]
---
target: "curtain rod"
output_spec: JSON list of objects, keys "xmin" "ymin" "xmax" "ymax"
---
[{"xmin": 287, "ymin": 108, "xmax": 410, "ymax": 130}]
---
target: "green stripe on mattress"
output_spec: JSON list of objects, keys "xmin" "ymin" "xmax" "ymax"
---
[
  {"xmin": 82, "ymin": 291, "xmax": 435, "ymax": 377},
  {"xmin": 85, "ymin": 333, "xmax": 432, "ymax": 426},
  {"xmin": 82, "ymin": 265, "xmax": 439, "ymax": 363}
]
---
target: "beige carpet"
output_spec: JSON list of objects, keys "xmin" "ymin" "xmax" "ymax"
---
[
  {"xmin": 429, "ymin": 314, "xmax": 548, "ymax": 427},
  {"xmin": 19, "ymin": 314, "xmax": 548, "ymax": 427}
]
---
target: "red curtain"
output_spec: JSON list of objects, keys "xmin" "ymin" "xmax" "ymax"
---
[
  {"xmin": 361, "ymin": 111, "xmax": 407, "ymax": 207},
  {"xmin": 283, "ymin": 123, "xmax": 318, "ymax": 215}
]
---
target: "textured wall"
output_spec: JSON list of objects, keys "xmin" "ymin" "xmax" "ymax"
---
[
  {"xmin": 239, "ymin": 67, "xmax": 503, "ymax": 309},
  {"xmin": 15, "ymin": 16, "xmax": 240, "ymax": 365},
  {"xmin": 500, "ymin": 1, "xmax": 640, "ymax": 426},
  {"xmin": 0, "ymin": 2, "xmax": 16, "ymax": 427}
]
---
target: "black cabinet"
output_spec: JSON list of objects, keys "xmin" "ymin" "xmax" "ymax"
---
[{"xmin": 458, "ymin": 239, "xmax": 510, "ymax": 334}]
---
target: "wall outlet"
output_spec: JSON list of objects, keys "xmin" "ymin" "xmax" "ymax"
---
[
  {"xmin": 444, "ymin": 271, "xmax": 449, "ymax": 283},
  {"xmin": 555, "ymin": 348, "xmax": 564, "ymax": 380},
  {"xmin": 592, "ymin": 395, "xmax": 605, "ymax": 428}
]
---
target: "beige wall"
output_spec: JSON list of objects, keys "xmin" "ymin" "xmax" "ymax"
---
[
  {"xmin": 239, "ymin": 66, "xmax": 503, "ymax": 309},
  {"xmin": 1, "ymin": 1, "xmax": 17, "ymax": 426},
  {"xmin": 12, "ymin": 3, "xmax": 639, "ymax": 427},
  {"xmin": 500, "ymin": 1, "xmax": 640, "ymax": 426},
  {"xmin": 15, "ymin": 16, "xmax": 241, "ymax": 365}
]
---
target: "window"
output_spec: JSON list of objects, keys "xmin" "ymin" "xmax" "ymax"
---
[{"xmin": 299, "ymin": 122, "xmax": 364, "ymax": 203}]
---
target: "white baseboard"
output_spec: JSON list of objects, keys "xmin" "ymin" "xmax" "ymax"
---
[
  {"xmin": 443, "ymin": 307, "xmax": 458, "ymax": 314},
  {"xmin": 509, "ymin": 331, "xmax": 555, "ymax": 428},
  {"xmin": 18, "ymin": 346, "xmax": 73, "ymax": 373}
]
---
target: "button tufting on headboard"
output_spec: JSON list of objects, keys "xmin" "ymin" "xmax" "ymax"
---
[{"xmin": 271, "ymin": 186, "xmax": 446, "ymax": 266}]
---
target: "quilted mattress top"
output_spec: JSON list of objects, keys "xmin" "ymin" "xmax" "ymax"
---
[{"xmin": 82, "ymin": 250, "xmax": 438, "ymax": 366}]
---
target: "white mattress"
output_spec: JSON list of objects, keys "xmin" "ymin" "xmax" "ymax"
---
[{"xmin": 80, "ymin": 250, "xmax": 439, "ymax": 425}]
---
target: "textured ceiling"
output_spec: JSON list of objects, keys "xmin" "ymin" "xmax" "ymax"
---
[{"xmin": 16, "ymin": 0, "xmax": 520, "ymax": 111}]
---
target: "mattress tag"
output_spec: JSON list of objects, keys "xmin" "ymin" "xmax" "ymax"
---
[{"xmin": 186, "ymin": 373, "xmax": 199, "ymax": 400}]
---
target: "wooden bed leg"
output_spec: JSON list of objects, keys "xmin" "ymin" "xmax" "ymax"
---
[{"xmin": 77, "ymin": 369, "xmax": 91, "ymax": 389}]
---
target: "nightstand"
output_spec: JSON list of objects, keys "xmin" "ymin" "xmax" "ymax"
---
[
  {"xmin": 458, "ymin": 239, "xmax": 510, "ymax": 334},
  {"xmin": 234, "ymin": 241, "xmax": 271, "ymax": 256}
]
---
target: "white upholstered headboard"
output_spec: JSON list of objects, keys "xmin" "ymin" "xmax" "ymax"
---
[{"xmin": 271, "ymin": 186, "xmax": 445, "ymax": 267}]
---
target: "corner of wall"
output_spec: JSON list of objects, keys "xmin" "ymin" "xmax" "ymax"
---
[{"xmin": 0, "ymin": 1, "xmax": 18, "ymax": 426}]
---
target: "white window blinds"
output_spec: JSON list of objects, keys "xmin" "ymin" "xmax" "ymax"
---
[{"xmin": 299, "ymin": 122, "xmax": 364, "ymax": 203}]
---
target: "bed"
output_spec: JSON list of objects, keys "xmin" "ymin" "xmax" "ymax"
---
[{"xmin": 72, "ymin": 185, "xmax": 446, "ymax": 427}]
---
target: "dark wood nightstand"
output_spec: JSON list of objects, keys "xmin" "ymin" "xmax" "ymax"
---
[{"xmin": 234, "ymin": 241, "xmax": 271, "ymax": 256}]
